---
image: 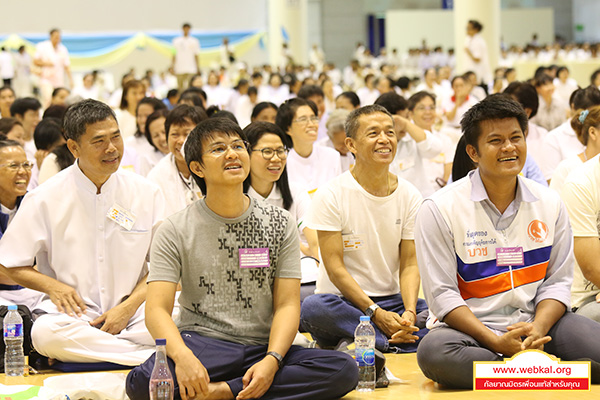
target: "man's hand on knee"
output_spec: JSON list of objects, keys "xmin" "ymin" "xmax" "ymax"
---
[
  {"xmin": 89, "ymin": 302, "xmax": 135, "ymax": 335},
  {"xmin": 48, "ymin": 281, "xmax": 86, "ymax": 317}
]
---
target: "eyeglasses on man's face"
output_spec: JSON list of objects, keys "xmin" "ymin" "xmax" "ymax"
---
[
  {"xmin": 0, "ymin": 161, "xmax": 34, "ymax": 171},
  {"xmin": 204, "ymin": 140, "xmax": 249, "ymax": 156}
]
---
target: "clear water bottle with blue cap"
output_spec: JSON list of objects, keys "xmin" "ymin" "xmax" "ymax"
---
[
  {"xmin": 149, "ymin": 338, "xmax": 174, "ymax": 400},
  {"xmin": 4, "ymin": 305, "xmax": 24, "ymax": 376},
  {"xmin": 354, "ymin": 315, "xmax": 376, "ymax": 391}
]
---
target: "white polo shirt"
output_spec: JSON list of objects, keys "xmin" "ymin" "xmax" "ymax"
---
[
  {"xmin": 0, "ymin": 163, "xmax": 165, "ymax": 314},
  {"xmin": 34, "ymin": 40, "xmax": 70, "ymax": 87}
]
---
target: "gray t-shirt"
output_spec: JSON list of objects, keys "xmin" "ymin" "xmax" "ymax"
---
[{"xmin": 149, "ymin": 197, "xmax": 301, "ymax": 345}]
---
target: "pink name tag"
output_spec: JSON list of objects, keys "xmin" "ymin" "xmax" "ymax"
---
[
  {"xmin": 239, "ymin": 248, "xmax": 270, "ymax": 268},
  {"xmin": 496, "ymin": 247, "xmax": 524, "ymax": 267}
]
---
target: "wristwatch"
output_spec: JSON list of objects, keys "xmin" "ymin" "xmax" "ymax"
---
[
  {"xmin": 266, "ymin": 351, "xmax": 283, "ymax": 369},
  {"xmin": 364, "ymin": 304, "xmax": 380, "ymax": 318}
]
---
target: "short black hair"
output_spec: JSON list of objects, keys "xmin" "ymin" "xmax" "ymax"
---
[
  {"xmin": 571, "ymin": 86, "xmax": 600, "ymax": 110},
  {"xmin": 184, "ymin": 118, "xmax": 247, "ymax": 194},
  {"xmin": 336, "ymin": 91, "xmax": 360, "ymax": 108},
  {"xmin": 504, "ymin": 81, "xmax": 539, "ymax": 119},
  {"xmin": 164, "ymin": 104, "xmax": 207, "ymax": 143},
  {"xmin": 63, "ymin": 99, "xmax": 117, "ymax": 142},
  {"xmin": 397, "ymin": 76, "xmax": 410, "ymax": 90},
  {"xmin": 374, "ymin": 92, "xmax": 407, "ymax": 115},
  {"xmin": 407, "ymin": 91, "xmax": 436, "ymax": 111},
  {"xmin": 275, "ymin": 98, "xmax": 318, "ymax": 147},
  {"xmin": 43, "ymin": 105, "xmax": 67, "ymax": 120},
  {"xmin": 0, "ymin": 118, "xmax": 22, "ymax": 135},
  {"xmin": 533, "ymin": 74, "xmax": 553, "ymax": 87},
  {"xmin": 243, "ymin": 121, "xmax": 293, "ymax": 210},
  {"xmin": 166, "ymin": 89, "xmax": 179, "ymax": 99},
  {"xmin": 209, "ymin": 109, "xmax": 239, "ymax": 125},
  {"xmin": 461, "ymin": 94, "xmax": 528, "ymax": 151},
  {"xmin": 251, "ymin": 102, "xmax": 278, "ymax": 121},
  {"xmin": 298, "ymin": 85, "xmax": 324, "ymax": 100},
  {"xmin": 10, "ymin": 97, "xmax": 41, "ymax": 117},
  {"xmin": 468, "ymin": 20, "xmax": 483, "ymax": 32},
  {"xmin": 51, "ymin": 87, "xmax": 69, "ymax": 99},
  {"xmin": 33, "ymin": 118, "xmax": 63, "ymax": 150},
  {"xmin": 345, "ymin": 104, "xmax": 393, "ymax": 139},
  {"xmin": 182, "ymin": 23, "xmax": 191, "ymax": 29}
]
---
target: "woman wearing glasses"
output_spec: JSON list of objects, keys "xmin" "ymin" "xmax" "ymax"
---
[
  {"xmin": 243, "ymin": 122, "xmax": 320, "ymax": 297},
  {"xmin": 276, "ymin": 98, "xmax": 342, "ymax": 196}
]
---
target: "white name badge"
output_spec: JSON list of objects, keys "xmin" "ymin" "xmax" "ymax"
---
[
  {"xmin": 239, "ymin": 248, "xmax": 270, "ymax": 269},
  {"xmin": 107, "ymin": 204, "xmax": 136, "ymax": 231},
  {"xmin": 496, "ymin": 247, "xmax": 524, "ymax": 267},
  {"xmin": 342, "ymin": 234, "xmax": 364, "ymax": 251}
]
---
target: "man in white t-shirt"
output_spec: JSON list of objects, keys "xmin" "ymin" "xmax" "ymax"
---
[
  {"xmin": 34, "ymin": 28, "xmax": 73, "ymax": 106},
  {"xmin": 562, "ymin": 155, "xmax": 600, "ymax": 322},
  {"xmin": 172, "ymin": 23, "xmax": 201, "ymax": 91},
  {"xmin": 300, "ymin": 105, "xmax": 429, "ymax": 353},
  {"xmin": 0, "ymin": 99, "xmax": 165, "ymax": 365}
]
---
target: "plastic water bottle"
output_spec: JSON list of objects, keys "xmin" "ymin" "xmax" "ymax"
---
[
  {"xmin": 354, "ymin": 315, "xmax": 376, "ymax": 392},
  {"xmin": 4, "ymin": 305, "xmax": 24, "ymax": 376},
  {"xmin": 149, "ymin": 339, "xmax": 174, "ymax": 400}
]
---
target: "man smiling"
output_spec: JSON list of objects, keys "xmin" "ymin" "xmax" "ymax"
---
[
  {"xmin": 301, "ymin": 105, "xmax": 429, "ymax": 354},
  {"xmin": 127, "ymin": 118, "xmax": 357, "ymax": 400},
  {"xmin": 415, "ymin": 94, "xmax": 600, "ymax": 388},
  {"xmin": 0, "ymin": 99, "xmax": 165, "ymax": 365}
]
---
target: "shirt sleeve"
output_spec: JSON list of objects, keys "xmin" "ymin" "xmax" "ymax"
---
[
  {"xmin": 534, "ymin": 202, "xmax": 574, "ymax": 308},
  {"xmin": 523, "ymin": 155, "xmax": 548, "ymax": 186},
  {"xmin": 274, "ymin": 211, "xmax": 302, "ymax": 280},
  {"xmin": 147, "ymin": 219, "xmax": 182, "ymax": 284},
  {"xmin": 305, "ymin": 184, "xmax": 342, "ymax": 232},
  {"xmin": 415, "ymin": 199, "xmax": 467, "ymax": 321},
  {"xmin": 400, "ymin": 183, "xmax": 423, "ymax": 240},
  {"xmin": 416, "ymin": 130, "xmax": 444, "ymax": 159},
  {"xmin": 562, "ymin": 177, "xmax": 599, "ymax": 237}
]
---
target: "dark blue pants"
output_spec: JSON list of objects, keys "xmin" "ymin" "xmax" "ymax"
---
[
  {"xmin": 126, "ymin": 331, "xmax": 358, "ymax": 400},
  {"xmin": 300, "ymin": 293, "xmax": 429, "ymax": 353},
  {"xmin": 417, "ymin": 312, "xmax": 600, "ymax": 389}
]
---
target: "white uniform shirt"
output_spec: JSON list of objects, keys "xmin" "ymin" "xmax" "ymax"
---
[
  {"xmin": 306, "ymin": 171, "xmax": 422, "ymax": 296},
  {"xmin": 389, "ymin": 131, "xmax": 443, "ymax": 198},
  {"xmin": 34, "ymin": 40, "xmax": 70, "ymax": 87},
  {"xmin": 286, "ymin": 145, "xmax": 342, "ymax": 195},
  {"xmin": 561, "ymin": 155, "xmax": 600, "ymax": 308},
  {"xmin": 464, "ymin": 33, "xmax": 491, "ymax": 83},
  {"xmin": 316, "ymin": 137, "xmax": 353, "ymax": 172},
  {"xmin": 540, "ymin": 120, "xmax": 585, "ymax": 180},
  {"xmin": 0, "ymin": 163, "xmax": 165, "ymax": 315},
  {"xmin": 526, "ymin": 122, "xmax": 549, "ymax": 168},
  {"xmin": 173, "ymin": 36, "xmax": 201, "ymax": 75},
  {"xmin": 147, "ymin": 153, "xmax": 201, "ymax": 217}
]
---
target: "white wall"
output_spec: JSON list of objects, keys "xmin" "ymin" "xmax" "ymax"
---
[
  {"xmin": 386, "ymin": 8, "xmax": 553, "ymax": 54},
  {"xmin": 573, "ymin": 0, "xmax": 600, "ymax": 43}
]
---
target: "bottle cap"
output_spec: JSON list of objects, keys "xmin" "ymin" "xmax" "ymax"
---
[
  {"xmin": 360, "ymin": 316, "xmax": 370, "ymax": 322},
  {"xmin": 155, "ymin": 338, "xmax": 167, "ymax": 346},
  {"xmin": 7, "ymin": 305, "xmax": 17, "ymax": 311}
]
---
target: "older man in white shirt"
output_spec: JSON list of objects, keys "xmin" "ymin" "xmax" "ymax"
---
[
  {"xmin": 0, "ymin": 99, "xmax": 165, "ymax": 365},
  {"xmin": 34, "ymin": 28, "xmax": 73, "ymax": 106}
]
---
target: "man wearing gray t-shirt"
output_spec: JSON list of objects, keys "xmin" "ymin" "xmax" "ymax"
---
[{"xmin": 126, "ymin": 118, "xmax": 357, "ymax": 400}]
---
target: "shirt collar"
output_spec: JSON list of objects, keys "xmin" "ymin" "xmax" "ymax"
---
[
  {"xmin": 73, "ymin": 160, "xmax": 116, "ymax": 194},
  {"xmin": 469, "ymin": 168, "xmax": 538, "ymax": 203}
]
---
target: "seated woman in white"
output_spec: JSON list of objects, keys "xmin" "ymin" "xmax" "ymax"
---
[
  {"xmin": 136, "ymin": 109, "xmax": 170, "ymax": 176},
  {"xmin": 124, "ymin": 98, "xmax": 167, "ymax": 176},
  {"xmin": 147, "ymin": 105, "xmax": 207, "ymax": 217},
  {"xmin": 276, "ymin": 98, "xmax": 342, "ymax": 196}
]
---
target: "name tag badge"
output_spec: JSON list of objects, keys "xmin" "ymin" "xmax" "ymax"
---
[
  {"xmin": 107, "ymin": 204, "xmax": 136, "ymax": 231},
  {"xmin": 342, "ymin": 234, "xmax": 364, "ymax": 252},
  {"xmin": 496, "ymin": 247, "xmax": 524, "ymax": 267},
  {"xmin": 239, "ymin": 248, "xmax": 270, "ymax": 269}
]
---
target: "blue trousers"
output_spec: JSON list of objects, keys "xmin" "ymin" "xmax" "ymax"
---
[
  {"xmin": 300, "ymin": 293, "xmax": 429, "ymax": 353},
  {"xmin": 417, "ymin": 312, "xmax": 600, "ymax": 389},
  {"xmin": 126, "ymin": 331, "xmax": 358, "ymax": 400}
]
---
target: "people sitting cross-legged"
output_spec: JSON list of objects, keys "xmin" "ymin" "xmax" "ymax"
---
[
  {"xmin": 415, "ymin": 94, "xmax": 600, "ymax": 389},
  {"xmin": 300, "ymin": 105, "xmax": 429, "ymax": 353},
  {"xmin": 0, "ymin": 99, "xmax": 166, "ymax": 365},
  {"xmin": 126, "ymin": 118, "xmax": 358, "ymax": 400}
]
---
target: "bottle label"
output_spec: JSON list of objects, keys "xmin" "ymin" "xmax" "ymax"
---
[
  {"xmin": 4, "ymin": 323, "xmax": 23, "ymax": 338},
  {"xmin": 355, "ymin": 348, "xmax": 375, "ymax": 367}
]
